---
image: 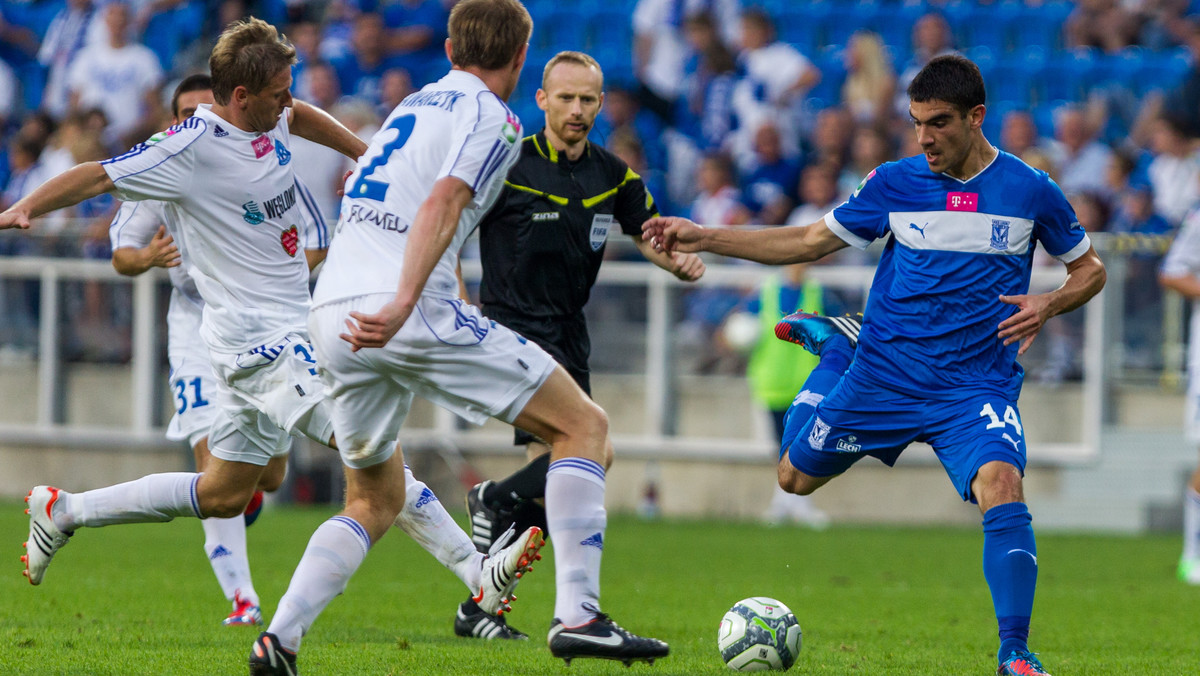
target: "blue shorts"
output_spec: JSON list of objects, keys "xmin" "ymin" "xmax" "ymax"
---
[{"xmin": 782, "ymin": 372, "xmax": 1027, "ymax": 502}]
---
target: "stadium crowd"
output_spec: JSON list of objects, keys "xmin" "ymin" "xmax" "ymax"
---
[{"xmin": 0, "ymin": 0, "xmax": 1196, "ymax": 370}]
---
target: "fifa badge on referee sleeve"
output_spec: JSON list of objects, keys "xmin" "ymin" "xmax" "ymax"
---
[{"xmin": 590, "ymin": 214, "xmax": 613, "ymax": 251}]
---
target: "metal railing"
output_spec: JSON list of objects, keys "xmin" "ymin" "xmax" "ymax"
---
[{"xmin": 0, "ymin": 241, "xmax": 1128, "ymax": 464}]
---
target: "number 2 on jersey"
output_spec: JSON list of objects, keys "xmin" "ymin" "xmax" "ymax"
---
[{"xmin": 348, "ymin": 114, "xmax": 416, "ymax": 202}]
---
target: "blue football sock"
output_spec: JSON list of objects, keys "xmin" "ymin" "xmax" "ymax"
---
[
  {"xmin": 778, "ymin": 337, "xmax": 853, "ymax": 462},
  {"xmin": 982, "ymin": 502, "xmax": 1037, "ymax": 662}
]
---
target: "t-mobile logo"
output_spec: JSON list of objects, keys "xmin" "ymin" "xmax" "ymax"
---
[{"xmin": 946, "ymin": 192, "xmax": 978, "ymax": 211}]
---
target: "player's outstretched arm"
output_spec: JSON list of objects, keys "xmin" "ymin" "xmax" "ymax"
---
[
  {"xmin": 0, "ymin": 162, "xmax": 114, "ymax": 230},
  {"xmin": 630, "ymin": 233, "xmax": 706, "ymax": 281},
  {"xmin": 340, "ymin": 176, "xmax": 474, "ymax": 352},
  {"xmin": 112, "ymin": 226, "xmax": 180, "ymax": 275},
  {"xmin": 290, "ymin": 100, "xmax": 368, "ymax": 161},
  {"xmin": 641, "ymin": 216, "xmax": 847, "ymax": 265},
  {"xmin": 998, "ymin": 245, "xmax": 1106, "ymax": 355}
]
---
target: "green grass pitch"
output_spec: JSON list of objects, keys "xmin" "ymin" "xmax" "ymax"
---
[{"xmin": 2, "ymin": 503, "xmax": 1197, "ymax": 675}]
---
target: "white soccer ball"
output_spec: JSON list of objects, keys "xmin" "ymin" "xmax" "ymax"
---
[
  {"xmin": 717, "ymin": 597, "xmax": 803, "ymax": 671},
  {"xmin": 722, "ymin": 312, "xmax": 761, "ymax": 354}
]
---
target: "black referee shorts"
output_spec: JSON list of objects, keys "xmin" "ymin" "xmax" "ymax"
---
[{"xmin": 484, "ymin": 307, "xmax": 591, "ymax": 446}]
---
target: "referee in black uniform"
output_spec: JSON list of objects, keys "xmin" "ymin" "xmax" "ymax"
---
[{"xmin": 454, "ymin": 51, "xmax": 705, "ymax": 640}]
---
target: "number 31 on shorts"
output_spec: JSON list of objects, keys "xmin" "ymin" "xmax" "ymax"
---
[{"xmin": 978, "ymin": 402, "xmax": 1023, "ymax": 436}]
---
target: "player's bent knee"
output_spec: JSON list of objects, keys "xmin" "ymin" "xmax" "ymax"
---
[{"xmin": 777, "ymin": 460, "xmax": 822, "ymax": 496}]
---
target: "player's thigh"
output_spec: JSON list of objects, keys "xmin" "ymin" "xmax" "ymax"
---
[
  {"xmin": 925, "ymin": 392, "xmax": 1028, "ymax": 503},
  {"xmin": 782, "ymin": 375, "xmax": 918, "ymax": 478},
  {"xmin": 513, "ymin": 365, "xmax": 607, "ymax": 453},
  {"xmin": 310, "ymin": 298, "xmax": 411, "ymax": 469}
]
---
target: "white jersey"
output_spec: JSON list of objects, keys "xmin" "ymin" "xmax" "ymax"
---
[
  {"xmin": 107, "ymin": 178, "xmax": 330, "ymax": 308},
  {"xmin": 313, "ymin": 70, "xmax": 521, "ymax": 306},
  {"xmin": 102, "ymin": 105, "xmax": 317, "ymax": 353}
]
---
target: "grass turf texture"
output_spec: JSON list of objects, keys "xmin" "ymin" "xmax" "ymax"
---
[{"xmin": 2, "ymin": 504, "xmax": 1197, "ymax": 675}]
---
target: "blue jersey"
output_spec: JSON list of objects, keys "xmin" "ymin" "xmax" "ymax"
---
[{"xmin": 827, "ymin": 151, "xmax": 1091, "ymax": 399}]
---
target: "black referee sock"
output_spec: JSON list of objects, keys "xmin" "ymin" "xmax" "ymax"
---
[{"xmin": 485, "ymin": 453, "xmax": 551, "ymax": 510}]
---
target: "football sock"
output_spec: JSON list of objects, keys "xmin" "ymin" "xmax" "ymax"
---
[
  {"xmin": 486, "ymin": 453, "xmax": 551, "ymax": 509},
  {"xmin": 545, "ymin": 457, "xmax": 606, "ymax": 626},
  {"xmin": 202, "ymin": 515, "xmax": 257, "ymax": 605},
  {"xmin": 1183, "ymin": 487, "xmax": 1200, "ymax": 562},
  {"xmin": 58, "ymin": 473, "xmax": 201, "ymax": 531},
  {"xmin": 982, "ymin": 502, "xmax": 1037, "ymax": 662},
  {"xmin": 269, "ymin": 516, "xmax": 371, "ymax": 653},
  {"xmin": 780, "ymin": 339, "xmax": 852, "ymax": 463},
  {"xmin": 392, "ymin": 465, "xmax": 482, "ymax": 590}
]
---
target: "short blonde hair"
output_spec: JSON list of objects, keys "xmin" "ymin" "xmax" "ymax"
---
[
  {"xmin": 541, "ymin": 51, "xmax": 603, "ymax": 90},
  {"xmin": 209, "ymin": 17, "xmax": 297, "ymax": 105},
  {"xmin": 449, "ymin": 0, "xmax": 533, "ymax": 71}
]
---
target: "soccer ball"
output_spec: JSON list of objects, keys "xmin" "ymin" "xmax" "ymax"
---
[{"xmin": 717, "ymin": 597, "xmax": 802, "ymax": 671}]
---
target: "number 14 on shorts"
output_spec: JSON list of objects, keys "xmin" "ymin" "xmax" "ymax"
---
[{"xmin": 979, "ymin": 402, "xmax": 1023, "ymax": 437}]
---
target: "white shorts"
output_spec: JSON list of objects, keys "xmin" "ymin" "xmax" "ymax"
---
[
  {"xmin": 207, "ymin": 331, "xmax": 334, "ymax": 466},
  {"xmin": 309, "ymin": 294, "xmax": 556, "ymax": 469},
  {"xmin": 164, "ymin": 294, "xmax": 218, "ymax": 449}
]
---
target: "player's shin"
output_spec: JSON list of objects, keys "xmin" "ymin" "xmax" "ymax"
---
[
  {"xmin": 392, "ymin": 465, "xmax": 481, "ymax": 588},
  {"xmin": 982, "ymin": 502, "xmax": 1038, "ymax": 662},
  {"xmin": 202, "ymin": 515, "xmax": 257, "ymax": 605},
  {"xmin": 62, "ymin": 472, "xmax": 203, "ymax": 529},
  {"xmin": 545, "ymin": 458, "xmax": 606, "ymax": 627},
  {"xmin": 268, "ymin": 516, "xmax": 372, "ymax": 652}
]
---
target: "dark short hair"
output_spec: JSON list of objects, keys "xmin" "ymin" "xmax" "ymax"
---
[
  {"xmin": 172, "ymin": 73, "xmax": 213, "ymax": 118},
  {"xmin": 907, "ymin": 54, "xmax": 986, "ymax": 116}
]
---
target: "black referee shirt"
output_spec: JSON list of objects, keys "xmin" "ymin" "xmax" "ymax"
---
[{"xmin": 477, "ymin": 130, "xmax": 658, "ymax": 319}]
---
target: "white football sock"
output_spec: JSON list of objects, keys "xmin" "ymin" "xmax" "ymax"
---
[
  {"xmin": 392, "ymin": 465, "xmax": 482, "ymax": 591},
  {"xmin": 202, "ymin": 516, "xmax": 257, "ymax": 605},
  {"xmin": 1184, "ymin": 487, "xmax": 1200, "ymax": 562},
  {"xmin": 58, "ymin": 472, "xmax": 201, "ymax": 531},
  {"xmin": 545, "ymin": 458, "xmax": 606, "ymax": 626},
  {"xmin": 269, "ymin": 516, "xmax": 371, "ymax": 653}
]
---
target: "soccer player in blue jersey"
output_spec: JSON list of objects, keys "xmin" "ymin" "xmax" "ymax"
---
[{"xmin": 643, "ymin": 54, "xmax": 1106, "ymax": 676}]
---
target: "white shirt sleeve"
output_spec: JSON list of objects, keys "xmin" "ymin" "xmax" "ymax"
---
[
  {"xmin": 1163, "ymin": 209, "xmax": 1200, "ymax": 278},
  {"xmin": 293, "ymin": 177, "xmax": 329, "ymax": 251},
  {"xmin": 108, "ymin": 200, "xmax": 165, "ymax": 251},
  {"xmin": 101, "ymin": 117, "xmax": 205, "ymax": 203},
  {"xmin": 440, "ymin": 93, "xmax": 522, "ymax": 209}
]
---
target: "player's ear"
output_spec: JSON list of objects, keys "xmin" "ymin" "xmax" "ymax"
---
[
  {"xmin": 444, "ymin": 38, "xmax": 453, "ymax": 65},
  {"xmin": 231, "ymin": 85, "xmax": 248, "ymax": 108},
  {"xmin": 535, "ymin": 88, "xmax": 548, "ymax": 112},
  {"xmin": 969, "ymin": 104, "xmax": 986, "ymax": 131},
  {"xmin": 597, "ymin": 91, "xmax": 605, "ymax": 114}
]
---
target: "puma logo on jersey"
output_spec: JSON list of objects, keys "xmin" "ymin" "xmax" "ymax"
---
[{"xmin": 909, "ymin": 222, "xmax": 928, "ymax": 238}]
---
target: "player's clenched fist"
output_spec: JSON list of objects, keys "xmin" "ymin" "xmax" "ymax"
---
[
  {"xmin": 0, "ymin": 208, "xmax": 31, "ymax": 230},
  {"xmin": 641, "ymin": 216, "xmax": 705, "ymax": 254}
]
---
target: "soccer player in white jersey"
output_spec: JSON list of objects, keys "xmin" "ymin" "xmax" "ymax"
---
[
  {"xmin": 108, "ymin": 73, "xmax": 332, "ymax": 628},
  {"xmin": 644, "ymin": 55, "xmax": 1107, "ymax": 676},
  {"xmin": 1159, "ymin": 205, "xmax": 1200, "ymax": 586},
  {"xmin": 248, "ymin": 0, "xmax": 667, "ymax": 671},
  {"xmin": 6, "ymin": 20, "xmax": 540, "ymax": 661}
]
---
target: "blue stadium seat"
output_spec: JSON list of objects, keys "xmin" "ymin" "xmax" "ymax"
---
[
  {"xmin": 988, "ymin": 56, "xmax": 1036, "ymax": 108},
  {"xmin": 1038, "ymin": 49, "xmax": 1098, "ymax": 104},
  {"xmin": 808, "ymin": 47, "xmax": 847, "ymax": 104},
  {"xmin": 1031, "ymin": 101, "xmax": 1062, "ymax": 138},
  {"xmin": 1013, "ymin": 0, "xmax": 1073, "ymax": 51},
  {"xmin": 589, "ymin": 9, "xmax": 634, "ymax": 54},
  {"xmin": 824, "ymin": 2, "xmax": 882, "ymax": 49},
  {"xmin": 1134, "ymin": 48, "xmax": 1193, "ymax": 97},
  {"xmin": 963, "ymin": 3, "xmax": 1014, "ymax": 53},
  {"xmin": 778, "ymin": 2, "xmax": 830, "ymax": 55}
]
